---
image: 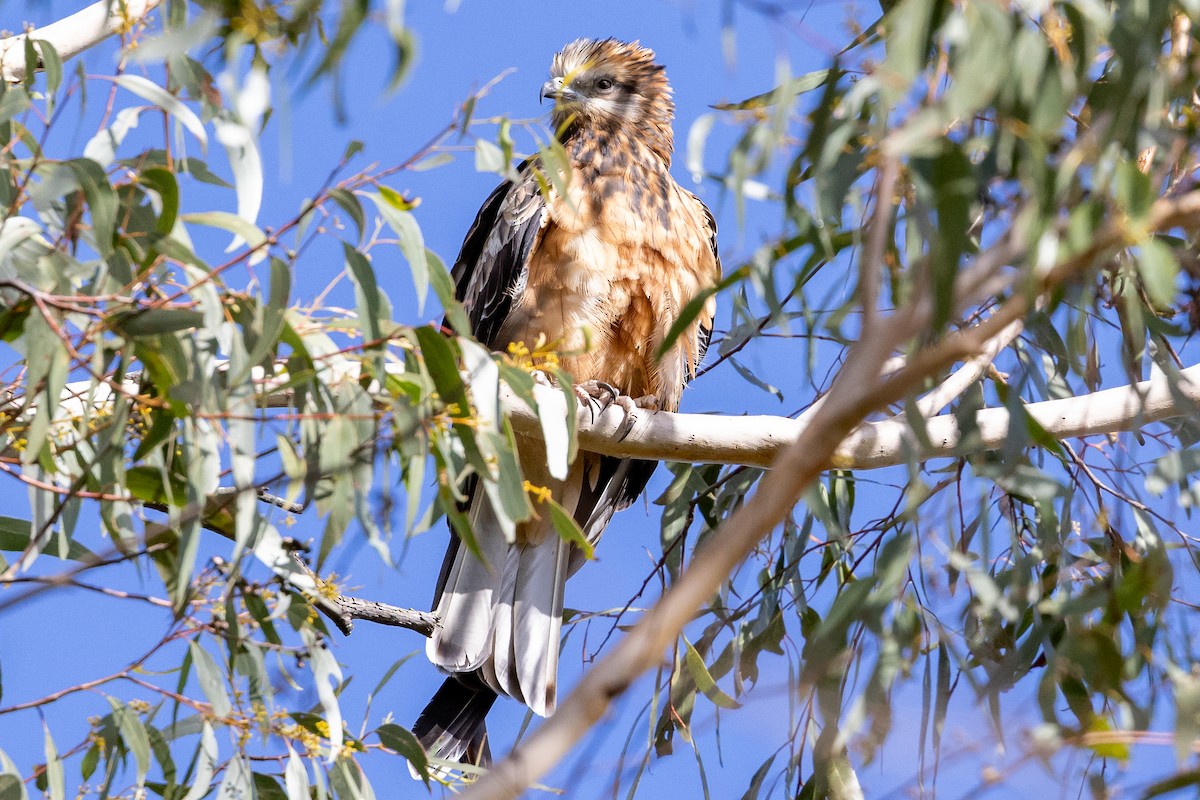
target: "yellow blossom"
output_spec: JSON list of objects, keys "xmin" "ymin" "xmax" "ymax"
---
[{"xmin": 523, "ymin": 481, "xmax": 552, "ymax": 504}]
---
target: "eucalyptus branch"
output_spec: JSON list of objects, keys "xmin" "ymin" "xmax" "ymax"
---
[
  {"xmin": 910, "ymin": 316, "xmax": 1024, "ymax": 418},
  {"xmin": 0, "ymin": 626, "xmax": 180, "ymax": 716},
  {"xmin": 11, "ymin": 348, "xmax": 1200, "ymax": 476},
  {"xmin": 283, "ymin": 547, "xmax": 438, "ymax": 637},
  {"xmin": 0, "ymin": 0, "xmax": 162, "ymax": 83},
  {"xmin": 148, "ymin": 487, "xmax": 438, "ymax": 637},
  {"xmin": 455, "ymin": 186, "xmax": 1200, "ymax": 800}
]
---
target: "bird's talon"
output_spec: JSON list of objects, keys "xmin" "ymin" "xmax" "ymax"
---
[
  {"xmin": 575, "ymin": 380, "xmax": 619, "ymax": 412},
  {"xmin": 572, "ymin": 385, "xmax": 600, "ymax": 423}
]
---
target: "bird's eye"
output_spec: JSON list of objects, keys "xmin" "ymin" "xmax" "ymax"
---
[{"xmin": 596, "ymin": 78, "xmax": 614, "ymax": 92}]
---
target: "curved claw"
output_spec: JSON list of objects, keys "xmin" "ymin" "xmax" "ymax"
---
[
  {"xmin": 612, "ymin": 396, "xmax": 639, "ymax": 441},
  {"xmin": 576, "ymin": 380, "xmax": 619, "ymax": 407},
  {"xmin": 573, "ymin": 382, "xmax": 603, "ymax": 423},
  {"xmin": 574, "ymin": 379, "xmax": 619, "ymax": 423}
]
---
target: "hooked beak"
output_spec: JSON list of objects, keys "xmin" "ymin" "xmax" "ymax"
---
[{"xmin": 540, "ymin": 77, "xmax": 577, "ymax": 104}]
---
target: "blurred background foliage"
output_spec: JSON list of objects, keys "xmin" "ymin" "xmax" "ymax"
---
[{"xmin": 2, "ymin": 1, "xmax": 1200, "ymax": 799}]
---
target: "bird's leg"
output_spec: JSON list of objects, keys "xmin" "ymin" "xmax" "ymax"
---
[{"xmin": 574, "ymin": 380, "xmax": 658, "ymax": 440}]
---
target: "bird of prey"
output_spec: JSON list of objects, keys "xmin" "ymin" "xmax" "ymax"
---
[{"xmin": 412, "ymin": 38, "xmax": 721, "ymax": 769}]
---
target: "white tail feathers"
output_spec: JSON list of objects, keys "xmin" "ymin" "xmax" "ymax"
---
[{"xmin": 427, "ymin": 459, "xmax": 586, "ymax": 717}]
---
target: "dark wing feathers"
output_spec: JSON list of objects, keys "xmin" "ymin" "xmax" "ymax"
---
[
  {"xmin": 418, "ymin": 167, "xmax": 547, "ymax": 762},
  {"xmin": 449, "ymin": 181, "xmax": 510, "ymax": 305},
  {"xmin": 451, "ymin": 163, "xmax": 548, "ymax": 348},
  {"xmin": 694, "ymin": 199, "xmax": 721, "ymax": 371},
  {"xmin": 431, "ymin": 167, "xmax": 547, "ymax": 610},
  {"xmin": 445, "ymin": 179, "xmax": 720, "ymax": 589}
]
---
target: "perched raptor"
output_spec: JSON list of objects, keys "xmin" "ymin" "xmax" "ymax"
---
[{"xmin": 412, "ymin": 38, "xmax": 721, "ymax": 768}]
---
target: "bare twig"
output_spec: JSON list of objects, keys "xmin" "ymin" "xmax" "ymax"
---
[
  {"xmin": 0, "ymin": 628, "xmax": 180, "ymax": 715},
  {"xmin": 283, "ymin": 547, "xmax": 438, "ymax": 637},
  {"xmin": 0, "ymin": 575, "xmax": 172, "ymax": 608}
]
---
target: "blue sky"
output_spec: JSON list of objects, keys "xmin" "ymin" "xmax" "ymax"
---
[{"xmin": 0, "ymin": 1, "xmax": 1184, "ymax": 798}]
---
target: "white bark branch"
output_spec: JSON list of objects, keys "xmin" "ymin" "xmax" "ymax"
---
[
  {"xmin": 842, "ymin": 363, "xmax": 1200, "ymax": 469},
  {"xmin": 0, "ymin": 0, "xmax": 161, "ymax": 83},
  {"xmin": 911, "ymin": 317, "xmax": 1023, "ymax": 418},
  {"xmin": 502, "ymin": 363, "xmax": 1200, "ymax": 471},
  {"xmin": 459, "ymin": 186, "xmax": 1200, "ymax": 800},
  {"xmin": 11, "ymin": 358, "xmax": 1200, "ymax": 474}
]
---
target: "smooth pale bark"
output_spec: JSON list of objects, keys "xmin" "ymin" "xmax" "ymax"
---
[
  {"xmin": 499, "ymin": 363, "xmax": 1200, "ymax": 469},
  {"xmin": 1, "ymin": 0, "xmax": 161, "ymax": 83},
  {"xmin": 16, "ymin": 360, "xmax": 1200, "ymax": 472},
  {"xmin": 457, "ymin": 187, "xmax": 1200, "ymax": 800}
]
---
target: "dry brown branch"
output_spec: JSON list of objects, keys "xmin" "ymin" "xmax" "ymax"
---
[
  {"xmin": 282, "ymin": 547, "xmax": 438, "ymax": 637},
  {"xmin": 456, "ymin": 186, "xmax": 1200, "ymax": 800}
]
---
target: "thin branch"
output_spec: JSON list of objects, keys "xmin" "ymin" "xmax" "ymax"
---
[
  {"xmin": 147, "ymin": 489, "xmax": 439, "ymax": 637},
  {"xmin": 283, "ymin": 548, "xmax": 438, "ymax": 637},
  {"xmin": 910, "ymin": 317, "xmax": 1023, "ymax": 418},
  {"xmin": 335, "ymin": 595, "xmax": 439, "ymax": 636},
  {"xmin": 860, "ymin": 154, "xmax": 898, "ymax": 337},
  {"xmin": 0, "ymin": 1, "xmax": 162, "ymax": 83},
  {"xmin": 455, "ymin": 185, "xmax": 1200, "ymax": 800},
  {"xmin": 0, "ymin": 629, "xmax": 178, "ymax": 715},
  {"xmin": 0, "ymin": 575, "xmax": 172, "ymax": 608}
]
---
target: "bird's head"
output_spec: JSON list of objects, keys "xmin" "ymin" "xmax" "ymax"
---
[{"xmin": 542, "ymin": 39, "xmax": 675, "ymax": 154}]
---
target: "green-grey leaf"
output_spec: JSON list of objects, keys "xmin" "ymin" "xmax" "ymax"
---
[
  {"xmin": 181, "ymin": 211, "xmax": 267, "ymax": 260},
  {"xmin": 1175, "ymin": 672, "xmax": 1200, "ymax": 765},
  {"xmin": 179, "ymin": 723, "xmax": 217, "ymax": 800},
  {"xmin": 1139, "ymin": 237, "xmax": 1179, "ymax": 308},
  {"xmin": 545, "ymin": 496, "xmax": 593, "ymax": 560},
  {"xmin": 114, "ymin": 74, "xmax": 208, "ymax": 149},
  {"xmin": 41, "ymin": 721, "xmax": 64, "ymax": 800},
  {"xmin": 344, "ymin": 242, "xmax": 392, "ymax": 350},
  {"xmin": 376, "ymin": 724, "xmax": 430, "ymax": 785},
  {"xmin": 474, "ymin": 139, "xmax": 507, "ymax": 175},
  {"xmin": 329, "ymin": 188, "xmax": 365, "ymax": 243},
  {"xmin": 284, "ymin": 746, "xmax": 311, "ymax": 800},
  {"xmin": 63, "ymin": 159, "xmax": 117, "ymax": 256},
  {"xmin": 188, "ymin": 641, "xmax": 232, "ymax": 717},
  {"xmin": 711, "ymin": 69, "xmax": 831, "ymax": 110},
  {"xmin": 213, "ymin": 116, "xmax": 264, "ymax": 250},
  {"xmin": 0, "ymin": 776, "xmax": 21, "ymax": 800},
  {"xmin": 368, "ymin": 193, "xmax": 429, "ymax": 315},
  {"xmin": 683, "ymin": 637, "xmax": 741, "ymax": 709},
  {"xmin": 0, "ymin": 516, "xmax": 94, "ymax": 561},
  {"xmin": 108, "ymin": 697, "xmax": 151, "ymax": 788}
]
